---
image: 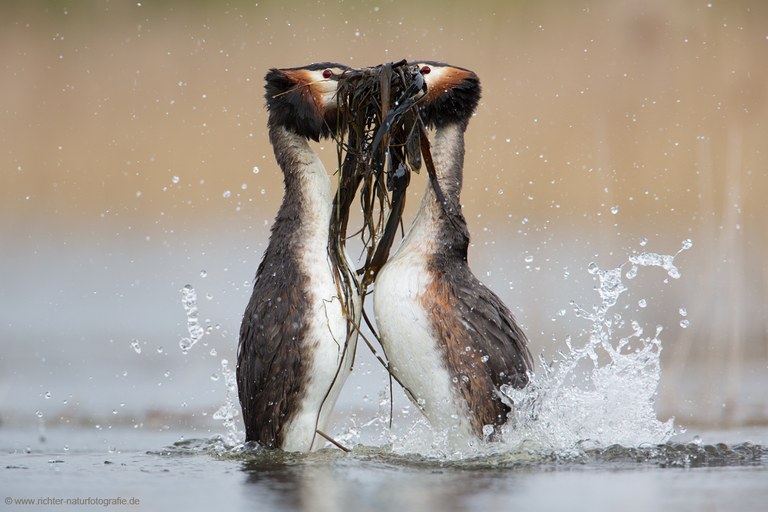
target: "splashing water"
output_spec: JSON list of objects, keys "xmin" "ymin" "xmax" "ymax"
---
[
  {"xmin": 499, "ymin": 239, "xmax": 693, "ymax": 451},
  {"xmin": 212, "ymin": 358, "xmax": 242, "ymax": 448},
  {"xmin": 179, "ymin": 284, "xmax": 205, "ymax": 353},
  {"xmin": 331, "ymin": 241, "xmax": 694, "ymax": 457}
]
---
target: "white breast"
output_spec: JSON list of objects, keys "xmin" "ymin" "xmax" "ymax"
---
[
  {"xmin": 373, "ymin": 215, "xmax": 475, "ymax": 445},
  {"xmin": 280, "ymin": 145, "xmax": 361, "ymax": 452},
  {"xmin": 282, "ymin": 246, "xmax": 359, "ymax": 452}
]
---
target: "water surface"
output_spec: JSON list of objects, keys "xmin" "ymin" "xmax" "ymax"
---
[{"xmin": 3, "ymin": 426, "xmax": 767, "ymax": 512}]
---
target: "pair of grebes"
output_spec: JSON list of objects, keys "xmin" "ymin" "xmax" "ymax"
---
[{"xmin": 237, "ymin": 61, "xmax": 532, "ymax": 452}]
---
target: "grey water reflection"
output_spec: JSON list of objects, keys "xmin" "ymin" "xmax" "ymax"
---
[
  {"xmin": 241, "ymin": 458, "xmax": 506, "ymax": 512},
  {"xmin": 237, "ymin": 446, "xmax": 768, "ymax": 512}
]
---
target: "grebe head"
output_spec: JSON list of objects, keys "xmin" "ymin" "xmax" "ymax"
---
[
  {"xmin": 414, "ymin": 62, "xmax": 481, "ymax": 129},
  {"xmin": 264, "ymin": 62, "xmax": 349, "ymax": 141}
]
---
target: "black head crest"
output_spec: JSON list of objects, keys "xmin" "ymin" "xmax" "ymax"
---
[
  {"xmin": 415, "ymin": 61, "xmax": 481, "ymax": 129},
  {"xmin": 264, "ymin": 62, "xmax": 349, "ymax": 141}
]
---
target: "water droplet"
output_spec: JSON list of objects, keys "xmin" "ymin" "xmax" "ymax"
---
[
  {"xmin": 587, "ymin": 262, "xmax": 599, "ymax": 275},
  {"xmin": 681, "ymin": 238, "xmax": 693, "ymax": 250},
  {"xmin": 480, "ymin": 355, "xmax": 490, "ymax": 363},
  {"xmin": 629, "ymin": 251, "xmax": 681, "ymax": 279},
  {"xmin": 678, "ymin": 307, "xmax": 687, "ymax": 317},
  {"xmin": 179, "ymin": 285, "xmax": 204, "ymax": 352},
  {"xmin": 638, "ymin": 299, "xmax": 647, "ymax": 308},
  {"xmin": 251, "ymin": 166, "xmax": 260, "ymax": 174},
  {"xmin": 36, "ymin": 410, "xmax": 44, "ymax": 418},
  {"xmin": 130, "ymin": 339, "xmax": 142, "ymax": 354},
  {"xmin": 610, "ymin": 205, "xmax": 619, "ymax": 215},
  {"xmin": 211, "ymin": 373, "xmax": 220, "ymax": 381},
  {"xmin": 476, "ymin": 425, "xmax": 492, "ymax": 441},
  {"xmin": 692, "ymin": 435, "xmax": 702, "ymax": 445},
  {"xmin": 680, "ymin": 319, "xmax": 690, "ymax": 329},
  {"xmin": 200, "ymin": 270, "xmax": 207, "ymax": 278},
  {"xmin": 171, "ymin": 175, "xmax": 180, "ymax": 184},
  {"xmin": 524, "ymin": 255, "xmax": 534, "ymax": 263},
  {"xmin": 44, "ymin": 392, "xmax": 52, "ymax": 399},
  {"xmin": 639, "ymin": 237, "xmax": 648, "ymax": 246},
  {"xmin": 156, "ymin": 346, "xmax": 164, "ymax": 354},
  {"xmin": 209, "ymin": 348, "xmax": 217, "ymax": 357}
]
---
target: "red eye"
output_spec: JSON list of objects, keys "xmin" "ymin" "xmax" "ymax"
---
[
  {"xmin": 322, "ymin": 69, "xmax": 333, "ymax": 79},
  {"xmin": 420, "ymin": 65, "xmax": 431, "ymax": 74}
]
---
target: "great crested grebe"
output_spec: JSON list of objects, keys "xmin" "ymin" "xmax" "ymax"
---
[
  {"xmin": 373, "ymin": 63, "xmax": 533, "ymax": 445},
  {"xmin": 237, "ymin": 63, "xmax": 360, "ymax": 452}
]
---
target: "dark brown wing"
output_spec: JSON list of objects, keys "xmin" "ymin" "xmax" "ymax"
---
[
  {"xmin": 424, "ymin": 257, "xmax": 532, "ymax": 434},
  {"xmin": 452, "ymin": 266, "xmax": 532, "ymax": 389},
  {"xmin": 236, "ymin": 202, "xmax": 310, "ymax": 448}
]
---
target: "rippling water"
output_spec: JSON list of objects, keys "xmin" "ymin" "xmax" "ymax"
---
[
  {"xmin": 3, "ymin": 427, "xmax": 767, "ymax": 512},
  {"xmin": 163, "ymin": 435, "xmax": 767, "ymax": 471}
]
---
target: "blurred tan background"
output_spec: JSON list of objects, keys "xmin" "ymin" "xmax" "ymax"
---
[{"xmin": 1, "ymin": 0, "xmax": 766, "ymax": 430}]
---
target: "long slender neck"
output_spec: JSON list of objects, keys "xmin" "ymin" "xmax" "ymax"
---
[
  {"xmin": 268, "ymin": 124, "xmax": 333, "ymax": 241},
  {"xmin": 431, "ymin": 122, "xmax": 466, "ymax": 212},
  {"xmin": 399, "ymin": 122, "xmax": 470, "ymax": 255}
]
